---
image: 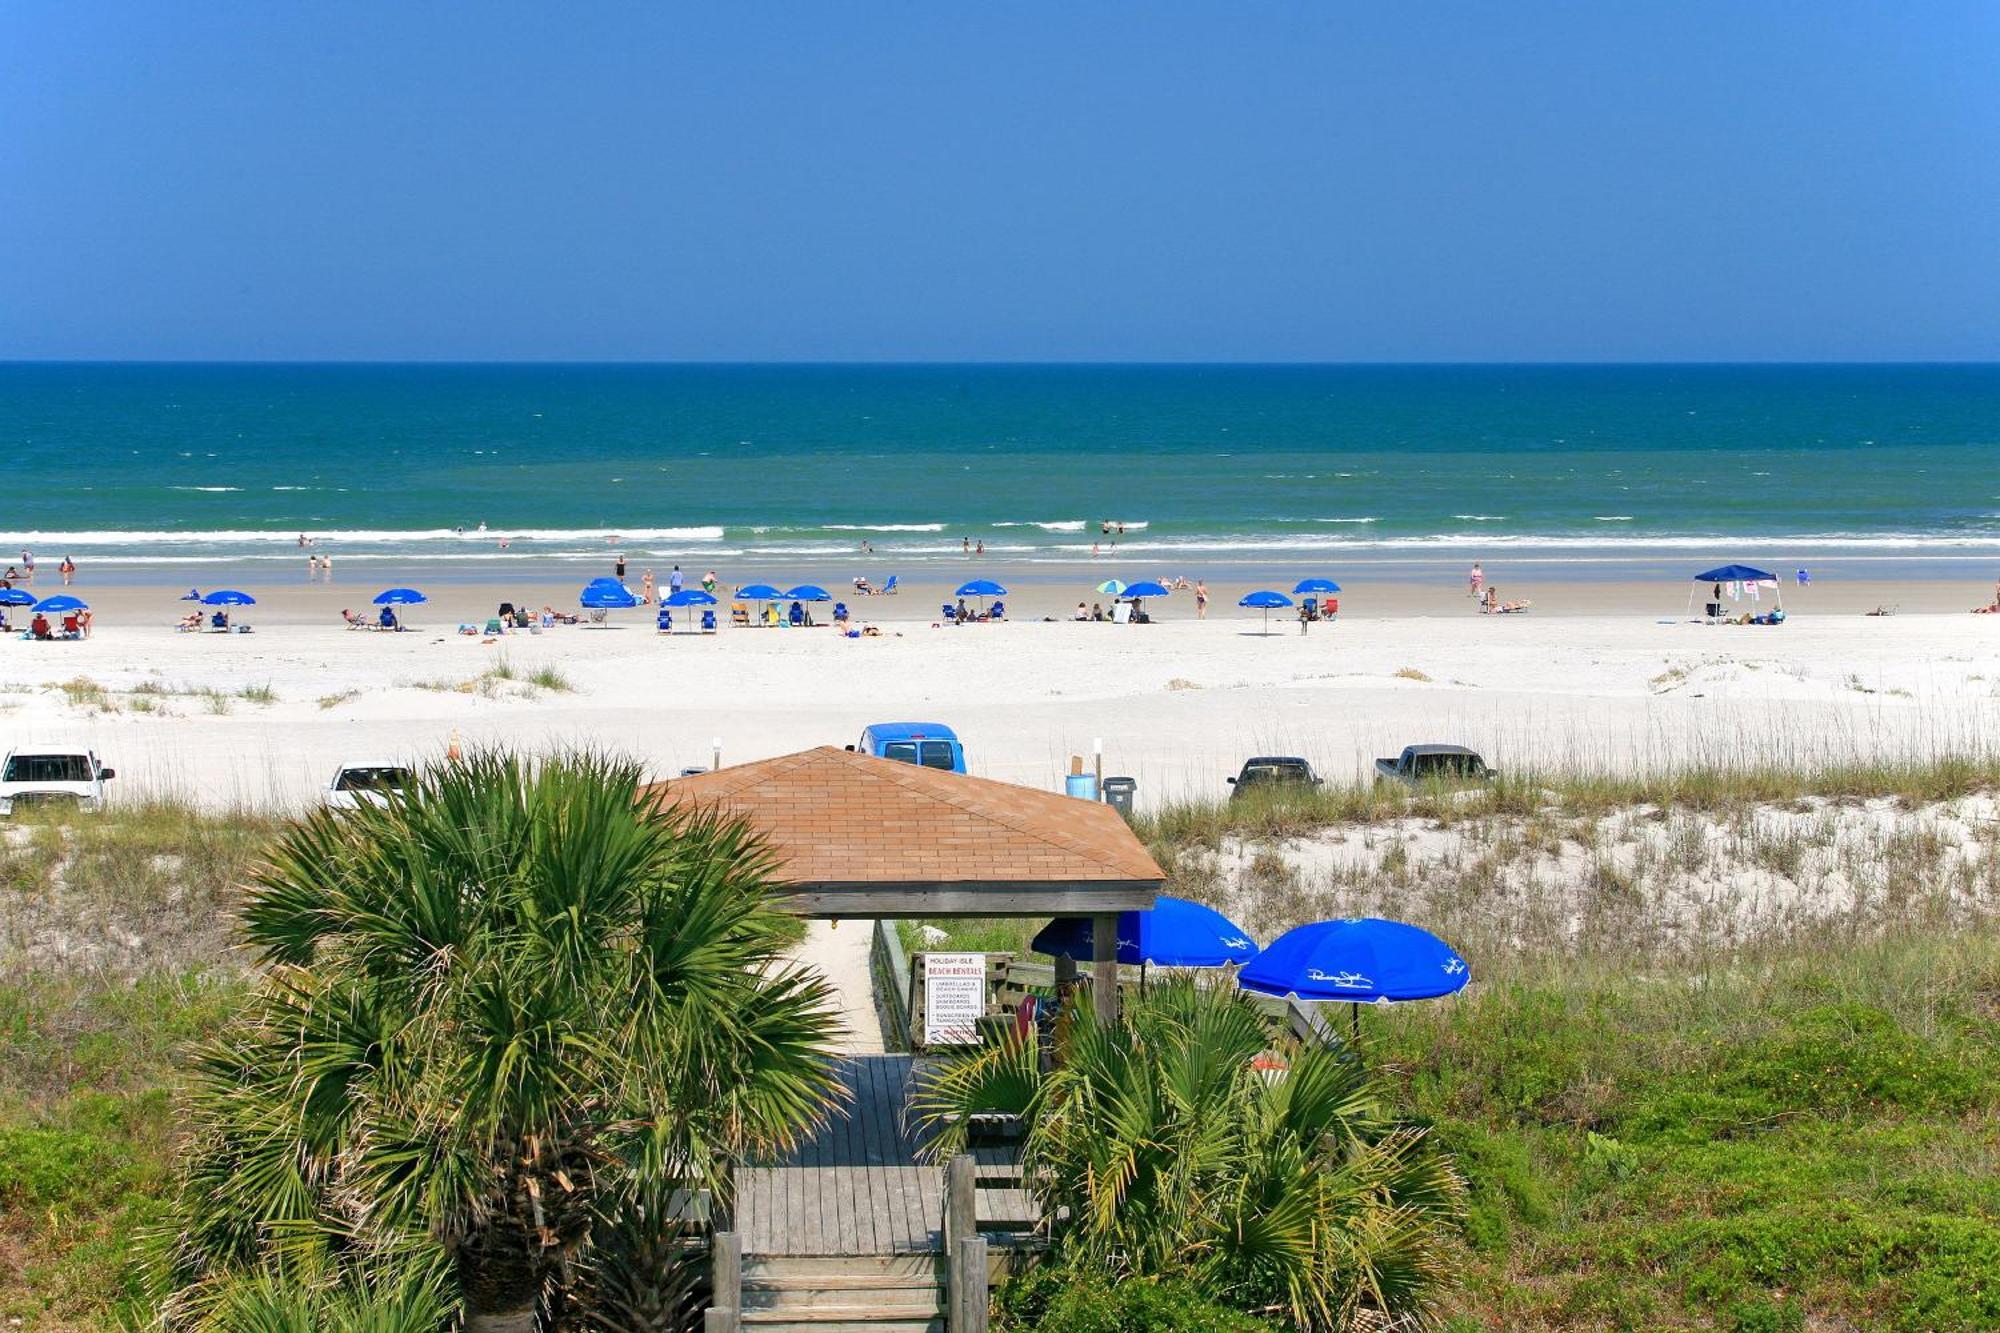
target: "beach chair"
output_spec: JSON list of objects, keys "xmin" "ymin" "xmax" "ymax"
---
[
  {"xmin": 833, "ymin": 601, "xmax": 850, "ymax": 624},
  {"xmin": 61, "ymin": 614, "xmax": 82, "ymax": 638},
  {"xmin": 881, "ymin": 575, "xmax": 899, "ymax": 595},
  {"xmin": 989, "ymin": 600, "xmax": 1005, "ymax": 621},
  {"xmin": 700, "ymin": 609, "xmax": 717, "ymax": 633},
  {"xmin": 941, "ymin": 602, "xmax": 957, "ymax": 623},
  {"xmin": 730, "ymin": 600, "xmax": 750, "ymax": 626},
  {"xmin": 789, "ymin": 603, "xmax": 805, "ymax": 627},
  {"xmin": 762, "ymin": 604, "xmax": 780, "ymax": 628},
  {"xmin": 657, "ymin": 608, "xmax": 672, "ymax": 634},
  {"xmin": 483, "ymin": 617, "xmax": 504, "ymax": 635},
  {"xmin": 210, "ymin": 611, "xmax": 228, "ymax": 631}
]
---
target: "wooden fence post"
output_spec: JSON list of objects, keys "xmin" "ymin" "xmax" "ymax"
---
[
  {"xmin": 954, "ymin": 1236, "xmax": 990, "ymax": 1333},
  {"xmin": 709, "ymin": 1230, "xmax": 741, "ymax": 1333}
]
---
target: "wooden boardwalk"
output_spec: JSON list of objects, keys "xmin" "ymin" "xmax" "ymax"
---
[{"xmin": 737, "ymin": 1055, "xmax": 1032, "ymax": 1258}]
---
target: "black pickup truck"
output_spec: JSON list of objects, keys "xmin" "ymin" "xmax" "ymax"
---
[{"xmin": 1374, "ymin": 744, "xmax": 1493, "ymax": 785}]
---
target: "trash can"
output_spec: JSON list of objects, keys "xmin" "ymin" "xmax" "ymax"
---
[
  {"xmin": 1064, "ymin": 773, "xmax": 1099, "ymax": 801},
  {"xmin": 1101, "ymin": 776, "xmax": 1137, "ymax": 818}
]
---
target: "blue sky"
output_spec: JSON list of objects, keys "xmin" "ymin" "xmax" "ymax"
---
[{"xmin": 2, "ymin": 3, "xmax": 1996, "ymax": 361}]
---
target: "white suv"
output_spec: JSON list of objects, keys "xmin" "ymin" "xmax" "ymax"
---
[
  {"xmin": 0, "ymin": 748, "xmax": 115, "ymax": 816},
  {"xmin": 322, "ymin": 762, "xmax": 414, "ymax": 810}
]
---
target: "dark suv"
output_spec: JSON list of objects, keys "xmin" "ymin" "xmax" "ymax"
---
[{"xmin": 1226, "ymin": 756, "xmax": 1321, "ymax": 800}]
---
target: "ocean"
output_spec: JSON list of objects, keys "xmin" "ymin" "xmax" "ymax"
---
[{"xmin": 4, "ymin": 362, "xmax": 1998, "ymax": 576}]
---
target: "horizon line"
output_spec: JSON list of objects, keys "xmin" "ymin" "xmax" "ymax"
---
[{"xmin": 4, "ymin": 357, "xmax": 2000, "ymax": 369}]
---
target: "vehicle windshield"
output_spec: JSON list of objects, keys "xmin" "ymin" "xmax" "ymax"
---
[
  {"xmin": 1241, "ymin": 762, "xmax": 1309, "ymax": 783},
  {"xmin": 3, "ymin": 754, "xmax": 95, "ymax": 783},
  {"xmin": 881, "ymin": 741, "xmax": 956, "ymax": 770},
  {"xmin": 334, "ymin": 767, "xmax": 411, "ymax": 792},
  {"xmin": 1410, "ymin": 754, "xmax": 1482, "ymax": 777}
]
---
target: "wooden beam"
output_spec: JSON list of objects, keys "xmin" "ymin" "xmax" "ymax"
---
[
  {"xmin": 1092, "ymin": 912, "xmax": 1119, "ymax": 1025},
  {"xmin": 777, "ymin": 882, "xmax": 1159, "ymax": 919}
]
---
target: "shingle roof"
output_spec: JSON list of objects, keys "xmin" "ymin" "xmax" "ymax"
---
[{"xmin": 646, "ymin": 747, "xmax": 1165, "ymax": 888}]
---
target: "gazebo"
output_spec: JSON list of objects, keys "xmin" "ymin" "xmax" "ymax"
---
[{"xmin": 647, "ymin": 745, "xmax": 1163, "ymax": 1021}]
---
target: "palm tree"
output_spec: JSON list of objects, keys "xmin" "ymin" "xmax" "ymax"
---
[
  {"xmin": 147, "ymin": 750, "xmax": 844, "ymax": 1330},
  {"xmin": 912, "ymin": 979, "xmax": 1465, "ymax": 1332}
]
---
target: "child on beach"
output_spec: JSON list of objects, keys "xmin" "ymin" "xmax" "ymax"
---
[{"xmin": 1469, "ymin": 562, "xmax": 1484, "ymax": 599}]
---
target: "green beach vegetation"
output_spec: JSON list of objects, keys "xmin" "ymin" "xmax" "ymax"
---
[
  {"xmin": 1, "ymin": 755, "xmax": 1995, "ymax": 1329},
  {"xmin": 901, "ymin": 759, "xmax": 2000, "ymax": 1331}
]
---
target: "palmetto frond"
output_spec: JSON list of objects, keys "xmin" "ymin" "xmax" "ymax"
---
[
  {"xmin": 914, "ymin": 977, "xmax": 1464, "ymax": 1331},
  {"xmin": 157, "ymin": 748, "xmax": 844, "ymax": 1326}
]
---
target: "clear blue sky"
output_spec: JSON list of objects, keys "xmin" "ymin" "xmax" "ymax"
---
[{"xmin": 3, "ymin": 3, "xmax": 1996, "ymax": 362}]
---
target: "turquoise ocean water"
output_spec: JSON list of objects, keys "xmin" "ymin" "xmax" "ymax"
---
[{"xmin": 3, "ymin": 363, "xmax": 1998, "ymax": 576}]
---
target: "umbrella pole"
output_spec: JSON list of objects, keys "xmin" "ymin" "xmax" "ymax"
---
[{"xmin": 1351, "ymin": 1001, "xmax": 1360, "ymax": 1041}]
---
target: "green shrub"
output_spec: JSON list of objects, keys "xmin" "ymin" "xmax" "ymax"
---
[{"xmin": 997, "ymin": 1268, "xmax": 1282, "ymax": 1333}]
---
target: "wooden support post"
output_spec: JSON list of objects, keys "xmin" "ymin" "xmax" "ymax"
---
[
  {"xmin": 946, "ymin": 1152, "xmax": 976, "ymax": 1248},
  {"xmin": 710, "ymin": 1230, "xmax": 741, "ymax": 1332},
  {"xmin": 1092, "ymin": 911, "xmax": 1119, "ymax": 1025},
  {"xmin": 954, "ymin": 1236, "xmax": 991, "ymax": 1333}
]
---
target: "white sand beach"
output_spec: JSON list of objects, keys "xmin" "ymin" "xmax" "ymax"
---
[{"xmin": 3, "ymin": 572, "xmax": 1996, "ymax": 813}]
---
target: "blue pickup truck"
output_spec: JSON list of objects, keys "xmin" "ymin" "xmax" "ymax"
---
[{"xmin": 851, "ymin": 722, "xmax": 966, "ymax": 773}]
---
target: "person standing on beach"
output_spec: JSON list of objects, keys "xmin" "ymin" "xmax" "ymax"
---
[
  {"xmin": 1469, "ymin": 562, "xmax": 1484, "ymax": 599},
  {"xmin": 59, "ymin": 556, "xmax": 75, "ymax": 586},
  {"xmin": 641, "ymin": 570, "xmax": 656, "ymax": 604},
  {"xmin": 307, "ymin": 553, "xmax": 318, "ymax": 582},
  {"xmin": 1195, "ymin": 580, "xmax": 1208, "ymax": 619},
  {"xmin": 615, "ymin": 552, "xmax": 627, "ymax": 580},
  {"xmin": 669, "ymin": 565, "xmax": 683, "ymax": 595},
  {"xmin": 20, "ymin": 551, "xmax": 33, "ymax": 585}
]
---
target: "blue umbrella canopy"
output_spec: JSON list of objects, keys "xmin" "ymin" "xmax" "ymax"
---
[
  {"xmin": 784, "ymin": 585, "xmax": 831, "ymax": 602},
  {"xmin": 1122, "ymin": 580, "xmax": 1171, "ymax": 598},
  {"xmin": 373, "ymin": 588, "xmax": 428, "ymax": 606},
  {"xmin": 737, "ymin": 583, "xmax": 785, "ymax": 600},
  {"xmin": 0, "ymin": 588, "xmax": 37, "ymax": 606},
  {"xmin": 1293, "ymin": 577, "xmax": 1342, "ymax": 594},
  {"xmin": 1694, "ymin": 564, "xmax": 1776, "ymax": 584},
  {"xmin": 955, "ymin": 579, "xmax": 1008, "ymax": 598},
  {"xmin": 664, "ymin": 588, "xmax": 718, "ymax": 607},
  {"xmin": 1238, "ymin": 590, "xmax": 1294, "ymax": 609},
  {"xmin": 580, "ymin": 581, "xmax": 641, "ymax": 609},
  {"xmin": 1239, "ymin": 918, "xmax": 1469, "ymax": 1003},
  {"xmin": 200, "ymin": 589, "xmax": 256, "ymax": 606},
  {"xmin": 1032, "ymin": 896, "xmax": 1258, "ymax": 968},
  {"xmin": 32, "ymin": 595, "xmax": 88, "ymax": 613}
]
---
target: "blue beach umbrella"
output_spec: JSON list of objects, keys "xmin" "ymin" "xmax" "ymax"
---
[
  {"xmin": 32, "ymin": 595, "xmax": 88, "ymax": 614},
  {"xmin": 373, "ymin": 588, "xmax": 428, "ymax": 606},
  {"xmin": 580, "ymin": 581, "xmax": 641, "ymax": 610},
  {"xmin": 1238, "ymin": 589, "xmax": 1293, "ymax": 635},
  {"xmin": 664, "ymin": 588, "xmax": 717, "ymax": 607},
  {"xmin": 200, "ymin": 590, "xmax": 256, "ymax": 606},
  {"xmin": 1122, "ymin": 580, "xmax": 1170, "ymax": 599},
  {"xmin": 0, "ymin": 589, "xmax": 37, "ymax": 607},
  {"xmin": 784, "ymin": 585, "xmax": 831, "ymax": 602},
  {"xmin": 737, "ymin": 583, "xmax": 784, "ymax": 601},
  {"xmin": 956, "ymin": 579, "xmax": 1007, "ymax": 598},
  {"xmin": 1239, "ymin": 917, "xmax": 1469, "ymax": 1035},
  {"xmin": 1032, "ymin": 896, "xmax": 1259, "ymax": 970},
  {"xmin": 1293, "ymin": 577, "xmax": 1342, "ymax": 595},
  {"xmin": 1096, "ymin": 579, "xmax": 1127, "ymax": 596}
]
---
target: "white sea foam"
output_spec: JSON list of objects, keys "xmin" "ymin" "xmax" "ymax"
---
[
  {"xmin": 821, "ymin": 523, "xmax": 947, "ymax": 532},
  {"xmin": 172, "ymin": 486, "xmax": 244, "ymax": 493},
  {"xmin": 1452, "ymin": 514, "xmax": 1507, "ymax": 521},
  {"xmin": 1315, "ymin": 517, "xmax": 1379, "ymax": 524},
  {"xmin": 0, "ymin": 525, "xmax": 729, "ymax": 546}
]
